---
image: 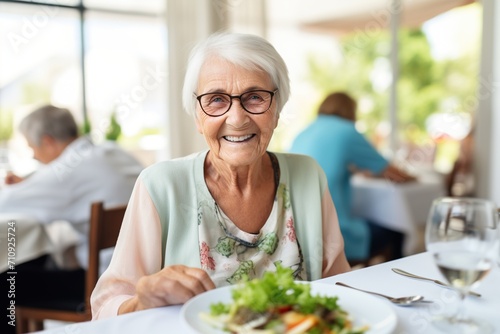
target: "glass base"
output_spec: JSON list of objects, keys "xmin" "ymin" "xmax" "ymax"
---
[{"xmin": 431, "ymin": 315, "xmax": 493, "ymax": 334}]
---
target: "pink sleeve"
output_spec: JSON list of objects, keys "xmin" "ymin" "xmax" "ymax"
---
[
  {"xmin": 91, "ymin": 179, "xmax": 163, "ymax": 320},
  {"xmin": 321, "ymin": 187, "xmax": 351, "ymax": 277}
]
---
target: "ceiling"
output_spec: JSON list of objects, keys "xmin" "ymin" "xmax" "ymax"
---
[{"xmin": 297, "ymin": 0, "xmax": 475, "ymax": 35}]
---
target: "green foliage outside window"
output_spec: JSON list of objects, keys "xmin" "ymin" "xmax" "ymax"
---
[
  {"xmin": 0, "ymin": 109, "xmax": 13, "ymax": 142},
  {"xmin": 305, "ymin": 28, "xmax": 478, "ymax": 153},
  {"xmin": 81, "ymin": 115, "xmax": 92, "ymax": 136},
  {"xmin": 106, "ymin": 112, "xmax": 122, "ymax": 141}
]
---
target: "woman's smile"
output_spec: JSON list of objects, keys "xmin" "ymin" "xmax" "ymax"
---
[{"xmin": 223, "ymin": 134, "xmax": 255, "ymax": 143}]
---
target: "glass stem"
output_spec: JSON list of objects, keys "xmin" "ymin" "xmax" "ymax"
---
[{"xmin": 453, "ymin": 291, "xmax": 468, "ymax": 322}]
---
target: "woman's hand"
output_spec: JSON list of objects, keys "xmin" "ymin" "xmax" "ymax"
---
[{"xmin": 118, "ymin": 265, "xmax": 215, "ymax": 314}]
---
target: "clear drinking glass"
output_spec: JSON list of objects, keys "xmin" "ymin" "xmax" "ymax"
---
[{"xmin": 425, "ymin": 197, "xmax": 499, "ymax": 334}]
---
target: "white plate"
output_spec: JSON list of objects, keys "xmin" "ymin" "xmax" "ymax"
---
[{"xmin": 181, "ymin": 281, "xmax": 397, "ymax": 334}]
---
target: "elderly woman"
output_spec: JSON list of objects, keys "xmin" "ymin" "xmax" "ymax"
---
[{"xmin": 91, "ymin": 32, "xmax": 350, "ymax": 319}]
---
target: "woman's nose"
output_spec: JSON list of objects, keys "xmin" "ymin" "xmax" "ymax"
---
[{"xmin": 225, "ymin": 100, "xmax": 250, "ymax": 125}]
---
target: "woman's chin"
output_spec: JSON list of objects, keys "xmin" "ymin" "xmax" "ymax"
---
[{"xmin": 219, "ymin": 148, "xmax": 264, "ymax": 167}]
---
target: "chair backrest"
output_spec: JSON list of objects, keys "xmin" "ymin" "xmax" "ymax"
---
[{"xmin": 85, "ymin": 202, "xmax": 127, "ymax": 313}]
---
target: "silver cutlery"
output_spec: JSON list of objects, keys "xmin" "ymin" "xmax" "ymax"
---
[
  {"xmin": 335, "ymin": 282, "xmax": 432, "ymax": 306},
  {"xmin": 391, "ymin": 268, "xmax": 482, "ymax": 298}
]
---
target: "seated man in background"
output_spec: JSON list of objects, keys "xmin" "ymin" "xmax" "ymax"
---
[
  {"xmin": 1, "ymin": 104, "xmax": 144, "ymax": 267},
  {"xmin": 289, "ymin": 92, "xmax": 415, "ymax": 265},
  {"xmin": 0, "ymin": 105, "xmax": 143, "ymax": 331}
]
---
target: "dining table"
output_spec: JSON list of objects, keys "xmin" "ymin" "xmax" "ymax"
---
[
  {"xmin": 0, "ymin": 213, "xmax": 55, "ymax": 273},
  {"xmin": 0, "ymin": 213, "xmax": 81, "ymax": 273},
  {"xmin": 351, "ymin": 174, "xmax": 445, "ymax": 255},
  {"xmin": 34, "ymin": 251, "xmax": 500, "ymax": 334}
]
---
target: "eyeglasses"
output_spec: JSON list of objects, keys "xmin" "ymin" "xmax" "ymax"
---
[{"xmin": 195, "ymin": 89, "xmax": 278, "ymax": 117}]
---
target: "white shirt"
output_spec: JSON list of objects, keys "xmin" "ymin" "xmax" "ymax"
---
[{"xmin": 0, "ymin": 136, "xmax": 144, "ymax": 268}]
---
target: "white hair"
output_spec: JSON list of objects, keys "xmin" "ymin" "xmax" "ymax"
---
[
  {"xmin": 182, "ymin": 32, "xmax": 290, "ymax": 117},
  {"xmin": 19, "ymin": 105, "xmax": 78, "ymax": 146}
]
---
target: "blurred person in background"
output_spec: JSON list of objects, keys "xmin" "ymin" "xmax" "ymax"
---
[
  {"xmin": 1, "ymin": 105, "xmax": 144, "ymax": 267},
  {"xmin": 0, "ymin": 105, "xmax": 143, "ymax": 334},
  {"xmin": 289, "ymin": 92, "xmax": 415, "ymax": 265}
]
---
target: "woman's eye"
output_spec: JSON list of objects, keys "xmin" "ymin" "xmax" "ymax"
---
[
  {"xmin": 245, "ymin": 93, "xmax": 264, "ymax": 103},
  {"xmin": 209, "ymin": 95, "xmax": 228, "ymax": 104}
]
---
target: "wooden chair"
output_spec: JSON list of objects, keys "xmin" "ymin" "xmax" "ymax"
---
[{"xmin": 16, "ymin": 202, "xmax": 126, "ymax": 333}]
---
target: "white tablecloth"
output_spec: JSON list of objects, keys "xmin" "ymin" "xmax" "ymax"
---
[
  {"xmin": 34, "ymin": 252, "xmax": 500, "ymax": 334},
  {"xmin": 351, "ymin": 176, "xmax": 445, "ymax": 255},
  {"xmin": 0, "ymin": 214, "xmax": 54, "ymax": 273}
]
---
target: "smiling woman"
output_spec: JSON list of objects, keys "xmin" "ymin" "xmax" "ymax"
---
[{"xmin": 90, "ymin": 31, "xmax": 351, "ymax": 321}]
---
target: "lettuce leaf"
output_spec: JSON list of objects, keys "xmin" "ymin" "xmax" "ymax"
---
[{"xmin": 214, "ymin": 264, "xmax": 340, "ymax": 314}]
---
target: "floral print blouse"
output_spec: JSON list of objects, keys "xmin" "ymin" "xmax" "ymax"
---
[{"xmin": 198, "ymin": 181, "xmax": 307, "ymax": 287}]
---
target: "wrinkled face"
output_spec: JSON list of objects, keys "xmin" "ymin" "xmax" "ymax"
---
[{"xmin": 195, "ymin": 58, "xmax": 279, "ymax": 167}]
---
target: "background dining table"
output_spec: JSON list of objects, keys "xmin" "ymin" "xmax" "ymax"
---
[
  {"xmin": 0, "ymin": 214, "xmax": 80, "ymax": 273},
  {"xmin": 0, "ymin": 213, "xmax": 54, "ymax": 273},
  {"xmin": 351, "ymin": 174, "xmax": 445, "ymax": 255},
  {"xmin": 34, "ymin": 251, "xmax": 500, "ymax": 334}
]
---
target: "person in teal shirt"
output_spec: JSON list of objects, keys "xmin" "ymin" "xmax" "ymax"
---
[{"xmin": 290, "ymin": 92, "xmax": 415, "ymax": 263}]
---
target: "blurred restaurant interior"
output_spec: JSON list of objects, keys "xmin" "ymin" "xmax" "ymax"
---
[
  {"xmin": 0, "ymin": 0, "xmax": 498, "ymax": 203},
  {"xmin": 1, "ymin": 0, "xmax": 500, "ymax": 332}
]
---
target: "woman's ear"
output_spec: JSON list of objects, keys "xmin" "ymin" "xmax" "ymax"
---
[{"xmin": 40, "ymin": 134, "xmax": 56, "ymax": 147}]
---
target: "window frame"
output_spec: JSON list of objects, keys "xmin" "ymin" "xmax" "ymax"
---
[{"xmin": 0, "ymin": 0, "xmax": 165, "ymax": 123}]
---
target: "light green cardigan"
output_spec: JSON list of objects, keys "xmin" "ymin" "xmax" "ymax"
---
[{"xmin": 140, "ymin": 150, "xmax": 328, "ymax": 281}]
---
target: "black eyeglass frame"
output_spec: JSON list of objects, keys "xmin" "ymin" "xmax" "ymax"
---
[{"xmin": 194, "ymin": 89, "xmax": 278, "ymax": 117}]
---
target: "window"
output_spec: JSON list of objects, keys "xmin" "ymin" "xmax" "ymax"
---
[
  {"xmin": 84, "ymin": 10, "xmax": 167, "ymax": 162},
  {"xmin": 266, "ymin": 1, "xmax": 481, "ymax": 173},
  {"xmin": 0, "ymin": 0, "xmax": 167, "ymax": 174}
]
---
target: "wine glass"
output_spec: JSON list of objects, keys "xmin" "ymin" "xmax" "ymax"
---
[{"xmin": 425, "ymin": 197, "xmax": 499, "ymax": 334}]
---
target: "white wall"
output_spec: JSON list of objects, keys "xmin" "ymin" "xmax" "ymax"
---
[
  {"xmin": 494, "ymin": 0, "xmax": 500, "ymax": 205},
  {"xmin": 476, "ymin": 0, "xmax": 499, "ymax": 204},
  {"xmin": 475, "ymin": 0, "xmax": 499, "ymax": 203}
]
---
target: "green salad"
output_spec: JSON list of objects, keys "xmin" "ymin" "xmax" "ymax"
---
[{"xmin": 199, "ymin": 265, "xmax": 368, "ymax": 334}]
